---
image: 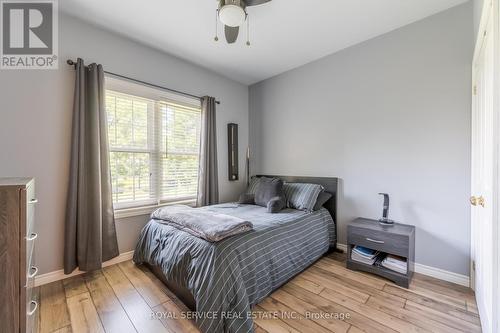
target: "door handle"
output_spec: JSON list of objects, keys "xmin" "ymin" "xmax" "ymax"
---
[{"xmin": 471, "ymin": 196, "xmax": 485, "ymax": 207}]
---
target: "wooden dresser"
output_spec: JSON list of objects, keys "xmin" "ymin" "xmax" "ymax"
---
[{"xmin": 0, "ymin": 178, "xmax": 38, "ymax": 333}]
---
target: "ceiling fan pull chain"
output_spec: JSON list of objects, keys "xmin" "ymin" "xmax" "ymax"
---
[
  {"xmin": 214, "ymin": 9, "xmax": 219, "ymax": 42},
  {"xmin": 246, "ymin": 14, "xmax": 250, "ymax": 46}
]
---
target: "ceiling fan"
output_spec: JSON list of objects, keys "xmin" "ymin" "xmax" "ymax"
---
[{"xmin": 215, "ymin": 0, "xmax": 272, "ymax": 45}]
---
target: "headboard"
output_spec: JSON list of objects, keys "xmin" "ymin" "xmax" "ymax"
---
[{"xmin": 256, "ymin": 175, "xmax": 339, "ymax": 249}]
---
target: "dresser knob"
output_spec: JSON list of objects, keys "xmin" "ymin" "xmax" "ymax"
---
[
  {"xmin": 28, "ymin": 266, "xmax": 38, "ymax": 278},
  {"xmin": 26, "ymin": 233, "xmax": 38, "ymax": 241},
  {"xmin": 29, "ymin": 198, "xmax": 38, "ymax": 204},
  {"xmin": 27, "ymin": 301, "xmax": 38, "ymax": 316}
]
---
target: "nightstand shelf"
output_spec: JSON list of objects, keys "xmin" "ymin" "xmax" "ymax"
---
[{"xmin": 346, "ymin": 217, "xmax": 415, "ymax": 288}]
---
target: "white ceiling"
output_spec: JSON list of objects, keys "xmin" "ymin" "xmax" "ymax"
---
[{"xmin": 61, "ymin": 0, "xmax": 468, "ymax": 85}]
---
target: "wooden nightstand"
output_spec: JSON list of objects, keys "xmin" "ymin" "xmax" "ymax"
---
[{"xmin": 346, "ymin": 218, "xmax": 415, "ymax": 288}]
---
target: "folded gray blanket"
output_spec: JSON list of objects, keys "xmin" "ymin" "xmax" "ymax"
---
[{"xmin": 151, "ymin": 205, "xmax": 253, "ymax": 242}]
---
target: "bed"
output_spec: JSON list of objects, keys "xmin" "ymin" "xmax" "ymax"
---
[{"xmin": 133, "ymin": 175, "xmax": 338, "ymax": 333}]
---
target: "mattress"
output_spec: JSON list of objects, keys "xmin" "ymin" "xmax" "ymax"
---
[{"xmin": 133, "ymin": 203, "xmax": 336, "ymax": 333}]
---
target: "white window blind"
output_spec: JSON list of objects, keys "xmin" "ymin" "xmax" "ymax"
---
[{"xmin": 105, "ymin": 78, "xmax": 201, "ymax": 210}]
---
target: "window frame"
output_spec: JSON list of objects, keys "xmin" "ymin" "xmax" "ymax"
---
[{"xmin": 105, "ymin": 75, "xmax": 202, "ymax": 216}]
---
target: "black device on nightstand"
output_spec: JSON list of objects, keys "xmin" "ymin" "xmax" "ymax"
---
[
  {"xmin": 378, "ymin": 193, "xmax": 394, "ymax": 225},
  {"xmin": 347, "ymin": 218, "xmax": 415, "ymax": 288}
]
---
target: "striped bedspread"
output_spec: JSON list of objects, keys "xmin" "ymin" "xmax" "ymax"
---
[{"xmin": 133, "ymin": 204, "xmax": 336, "ymax": 333}]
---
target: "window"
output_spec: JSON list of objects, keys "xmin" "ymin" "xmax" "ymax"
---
[{"xmin": 105, "ymin": 77, "xmax": 201, "ymax": 210}]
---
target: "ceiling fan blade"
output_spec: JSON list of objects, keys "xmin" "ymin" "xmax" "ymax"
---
[
  {"xmin": 245, "ymin": 0, "xmax": 271, "ymax": 6},
  {"xmin": 225, "ymin": 25, "xmax": 239, "ymax": 44}
]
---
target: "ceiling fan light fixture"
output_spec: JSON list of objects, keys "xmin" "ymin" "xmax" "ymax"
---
[{"xmin": 219, "ymin": 4, "xmax": 246, "ymax": 27}]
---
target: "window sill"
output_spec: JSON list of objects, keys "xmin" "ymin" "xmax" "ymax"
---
[{"xmin": 114, "ymin": 199, "xmax": 197, "ymax": 219}]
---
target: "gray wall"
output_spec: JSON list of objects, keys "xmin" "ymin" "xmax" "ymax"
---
[
  {"xmin": 249, "ymin": 3, "xmax": 473, "ymax": 275},
  {"xmin": 474, "ymin": 0, "xmax": 484, "ymax": 38},
  {"xmin": 0, "ymin": 14, "xmax": 249, "ymax": 275}
]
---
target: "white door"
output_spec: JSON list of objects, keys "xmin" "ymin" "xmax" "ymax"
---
[{"xmin": 471, "ymin": 2, "xmax": 499, "ymax": 332}]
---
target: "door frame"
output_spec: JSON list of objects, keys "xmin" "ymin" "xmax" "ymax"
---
[{"xmin": 471, "ymin": 0, "xmax": 500, "ymax": 332}]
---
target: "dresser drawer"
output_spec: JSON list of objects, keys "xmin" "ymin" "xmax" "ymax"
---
[
  {"xmin": 27, "ymin": 238, "xmax": 35, "ymax": 274},
  {"xmin": 348, "ymin": 225, "xmax": 409, "ymax": 257},
  {"xmin": 21, "ymin": 227, "xmax": 37, "ymax": 290},
  {"xmin": 20, "ymin": 282, "xmax": 38, "ymax": 333},
  {"xmin": 26, "ymin": 183, "xmax": 36, "ymax": 237},
  {"xmin": 25, "ymin": 287, "xmax": 38, "ymax": 333},
  {"xmin": 26, "ymin": 264, "xmax": 38, "ymax": 289}
]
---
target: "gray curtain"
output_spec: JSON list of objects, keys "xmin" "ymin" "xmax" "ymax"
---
[
  {"xmin": 64, "ymin": 58, "xmax": 119, "ymax": 274},
  {"xmin": 197, "ymin": 96, "xmax": 219, "ymax": 206}
]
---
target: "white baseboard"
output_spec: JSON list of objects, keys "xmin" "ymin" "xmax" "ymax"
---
[
  {"xmin": 413, "ymin": 262, "xmax": 470, "ymax": 287},
  {"xmin": 35, "ymin": 251, "xmax": 134, "ymax": 287},
  {"xmin": 337, "ymin": 243, "xmax": 470, "ymax": 287},
  {"xmin": 337, "ymin": 243, "xmax": 348, "ymax": 252}
]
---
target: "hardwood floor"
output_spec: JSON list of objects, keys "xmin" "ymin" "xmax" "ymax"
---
[{"xmin": 36, "ymin": 252, "xmax": 482, "ymax": 333}]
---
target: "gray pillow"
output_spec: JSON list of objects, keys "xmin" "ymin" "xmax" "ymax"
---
[
  {"xmin": 237, "ymin": 177, "xmax": 259, "ymax": 205},
  {"xmin": 313, "ymin": 191, "xmax": 332, "ymax": 211},
  {"xmin": 254, "ymin": 177, "xmax": 285, "ymax": 208},
  {"xmin": 267, "ymin": 196, "xmax": 285, "ymax": 213},
  {"xmin": 238, "ymin": 193, "xmax": 255, "ymax": 204},
  {"xmin": 283, "ymin": 182, "xmax": 324, "ymax": 211},
  {"xmin": 246, "ymin": 176, "xmax": 260, "ymax": 194}
]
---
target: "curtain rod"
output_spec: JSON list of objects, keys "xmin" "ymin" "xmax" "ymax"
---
[{"xmin": 66, "ymin": 59, "xmax": 220, "ymax": 105}]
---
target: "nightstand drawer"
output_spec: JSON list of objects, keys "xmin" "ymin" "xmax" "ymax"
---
[{"xmin": 348, "ymin": 226, "xmax": 409, "ymax": 257}]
